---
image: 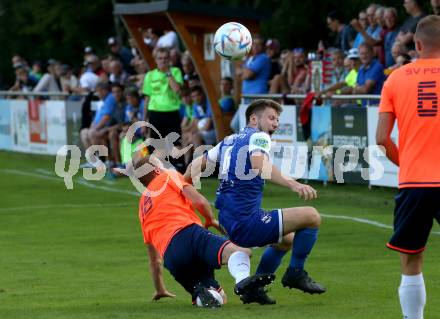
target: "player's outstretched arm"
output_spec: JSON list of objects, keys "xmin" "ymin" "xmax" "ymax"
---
[
  {"xmin": 147, "ymin": 245, "xmax": 176, "ymax": 301},
  {"xmin": 250, "ymin": 151, "xmax": 317, "ymax": 200},
  {"xmin": 183, "ymin": 155, "xmax": 207, "ymax": 184}
]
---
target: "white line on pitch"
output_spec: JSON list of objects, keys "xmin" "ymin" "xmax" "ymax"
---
[
  {"xmin": 321, "ymin": 213, "xmax": 440, "ymax": 236},
  {"xmin": 3, "ymin": 168, "xmax": 439, "ymax": 236},
  {"xmin": 0, "ymin": 202, "xmax": 134, "ymax": 212},
  {"xmin": 1, "ymin": 169, "xmax": 140, "ymax": 197}
]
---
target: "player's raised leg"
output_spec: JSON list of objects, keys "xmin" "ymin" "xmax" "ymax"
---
[{"xmin": 279, "ymin": 206, "xmax": 326, "ymax": 294}]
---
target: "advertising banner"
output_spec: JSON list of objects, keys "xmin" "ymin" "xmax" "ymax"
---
[
  {"xmin": 331, "ymin": 107, "xmax": 369, "ymax": 184},
  {"xmin": 238, "ymin": 104, "xmax": 307, "ymax": 179},
  {"xmin": 10, "ymin": 100, "xmax": 30, "ymax": 153},
  {"xmin": 66, "ymin": 101, "xmax": 82, "ymax": 147},
  {"xmin": 8, "ymin": 99, "xmax": 67, "ymax": 155},
  {"xmin": 309, "ymin": 106, "xmax": 333, "ymax": 182},
  {"xmin": 0, "ymin": 100, "xmax": 12, "ymax": 150},
  {"xmin": 367, "ymin": 107, "xmax": 398, "ymax": 187}
]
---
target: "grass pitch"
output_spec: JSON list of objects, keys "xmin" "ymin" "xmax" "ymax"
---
[{"xmin": 1, "ymin": 151, "xmax": 439, "ymax": 319}]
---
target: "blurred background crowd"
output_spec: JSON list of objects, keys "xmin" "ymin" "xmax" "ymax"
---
[{"xmin": 3, "ymin": 0, "xmax": 439, "ymax": 173}]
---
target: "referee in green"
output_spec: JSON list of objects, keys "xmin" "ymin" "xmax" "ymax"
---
[{"xmin": 142, "ymin": 47, "xmax": 184, "ymax": 169}]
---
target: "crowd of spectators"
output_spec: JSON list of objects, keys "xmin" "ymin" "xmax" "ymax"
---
[
  {"xmin": 239, "ymin": 0, "xmax": 436, "ymax": 104},
  {"xmin": 5, "ymin": 0, "xmax": 439, "ymax": 172}
]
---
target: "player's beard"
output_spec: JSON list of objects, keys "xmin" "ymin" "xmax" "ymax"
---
[{"xmin": 257, "ymin": 122, "xmax": 274, "ymax": 136}]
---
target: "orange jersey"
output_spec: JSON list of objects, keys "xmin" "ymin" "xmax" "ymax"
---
[
  {"xmin": 138, "ymin": 170, "xmax": 202, "ymax": 256},
  {"xmin": 379, "ymin": 58, "xmax": 440, "ymax": 188}
]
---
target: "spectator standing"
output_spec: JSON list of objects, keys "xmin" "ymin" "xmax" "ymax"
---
[
  {"xmin": 396, "ymin": 0, "xmax": 427, "ymax": 51},
  {"xmin": 265, "ymin": 38, "xmax": 281, "ymax": 81},
  {"xmin": 327, "ymin": 10, "xmax": 357, "ymax": 52},
  {"xmin": 352, "ymin": 5, "xmax": 383, "ymax": 57},
  {"xmin": 383, "ymin": 7, "xmax": 400, "ymax": 67},
  {"xmin": 239, "ymin": 35, "xmax": 271, "ymax": 96},
  {"xmin": 352, "ymin": 11, "xmax": 368, "ymax": 49}
]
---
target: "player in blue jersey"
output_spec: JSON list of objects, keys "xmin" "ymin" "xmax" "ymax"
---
[{"xmin": 184, "ymin": 99, "xmax": 326, "ymax": 304}]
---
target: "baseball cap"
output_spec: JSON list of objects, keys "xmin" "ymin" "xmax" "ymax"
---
[
  {"xmin": 347, "ymin": 48, "xmax": 359, "ymax": 59},
  {"xmin": 107, "ymin": 37, "xmax": 117, "ymax": 46},
  {"xmin": 84, "ymin": 46, "xmax": 94, "ymax": 54},
  {"xmin": 265, "ymin": 38, "xmax": 280, "ymax": 50}
]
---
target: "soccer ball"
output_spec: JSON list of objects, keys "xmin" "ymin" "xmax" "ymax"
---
[
  {"xmin": 214, "ymin": 22, "xmax": 252, "ymax": 60},
  {"xmin": 195, "ymin": 287, "xmax": 224, "ymax": 307}
]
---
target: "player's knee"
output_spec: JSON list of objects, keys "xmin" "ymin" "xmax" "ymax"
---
[
  {"xmin": 306, "ymin": 207, "xmax": 321, "ymax": 228},
  {"xmin": 222, "ymin": 243, "xmax": 251, "ymax": 263}
]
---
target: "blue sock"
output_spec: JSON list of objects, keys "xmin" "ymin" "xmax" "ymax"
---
[
  {"xmin": 255, "ymin": 246, "xmax": 287, "ymax": 274},
  {"xmin": 289, "ymin": 228, "xmax": 319, "ymax": 270}
]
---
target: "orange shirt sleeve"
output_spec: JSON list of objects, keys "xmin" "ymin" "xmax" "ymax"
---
[{"xmin": 379, "ymin": 74, "xmax": 395, "ymax": 114}]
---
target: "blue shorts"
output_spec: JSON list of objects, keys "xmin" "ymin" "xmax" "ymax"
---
[
  {"xmin": 387, "ymin": 188, "xmax": 440, "ymax": 254},
  {"xmin": 220, "ymin": 209, "xmax": 284, "ymax": 248},
  {"xmin": 163, "ymin": 224, "xmax": 230, "ymax": 299}
]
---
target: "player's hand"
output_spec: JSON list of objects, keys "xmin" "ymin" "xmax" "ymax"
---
[
  {"xmin": 204, "ymin": 219, "xmax": 223, "ymax": 234},
  {"xmin": 152, "ymin": 290, "xmax": 176, "ymax": 301},
  {"xmin": 292, "ymin": 183, "xmax": 317, "ymax": 200}
]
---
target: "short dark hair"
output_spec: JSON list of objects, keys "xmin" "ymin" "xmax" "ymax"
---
[
  {"xmin": 111, "ymin": 83, "xmax": 124, "ymax": 91},
  {"xmin": 96, "ymin": 81, "xmax": 110, "ymax": 91},
  {"xmin": 359, "ymin": 42, "xmax": 374, "ymax": 53},
  {"xmin": 222, "ymin": 77, "xmax": 233, "ymax": 84},
  {"xmin": 180, "ymin": 87, "xmax": 191, "ymax": 97},
  {"xmin": 245, "ymin": 99, "xmax": 282, "ymax": 124},
  {"xmin": 154, "ymin": 47, "xmax": 170, "ymax": 58},
  {"xmin": 190, "ymin": 85, "xmax": 204, "ymax": 95},
  {"xmin": 125, "ymin": 86, "xmax": 140, "ymax": 98}
]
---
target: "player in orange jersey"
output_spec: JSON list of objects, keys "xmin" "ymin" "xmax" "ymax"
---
[
  {"xmin": 376, "ymin": 15, "xmax": 440, "ymax": 319},
  {"xmin": 135, "ymin": 155, "xmax": 274, "ymax": 308}
]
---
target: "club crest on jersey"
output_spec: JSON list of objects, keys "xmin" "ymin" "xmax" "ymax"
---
[
  {"xmin": 261, "ymin": 214, "xmax": 272, "ymax": 224},
  {"xmin": 253, "ymin": 137, "xmax": 269, "ymax": 149}
]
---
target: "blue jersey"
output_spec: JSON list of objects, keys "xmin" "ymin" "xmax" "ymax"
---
[{"xmin": 207, "ymin": 127, "xmax": 272, "ymax": 222}]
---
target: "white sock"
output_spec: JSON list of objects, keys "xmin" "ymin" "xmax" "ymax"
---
[
  {"xmin": 227, "ymin": 251, "xmax": 250, "ymax": 284},
  {"xmin": 399, "ymin": 273, "xmax": 426, "ymax": 319}
]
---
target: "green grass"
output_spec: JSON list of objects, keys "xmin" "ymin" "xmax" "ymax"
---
[{"xmin": 1, "ymin": 150, "xmax": 439, "ymax": 318}]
